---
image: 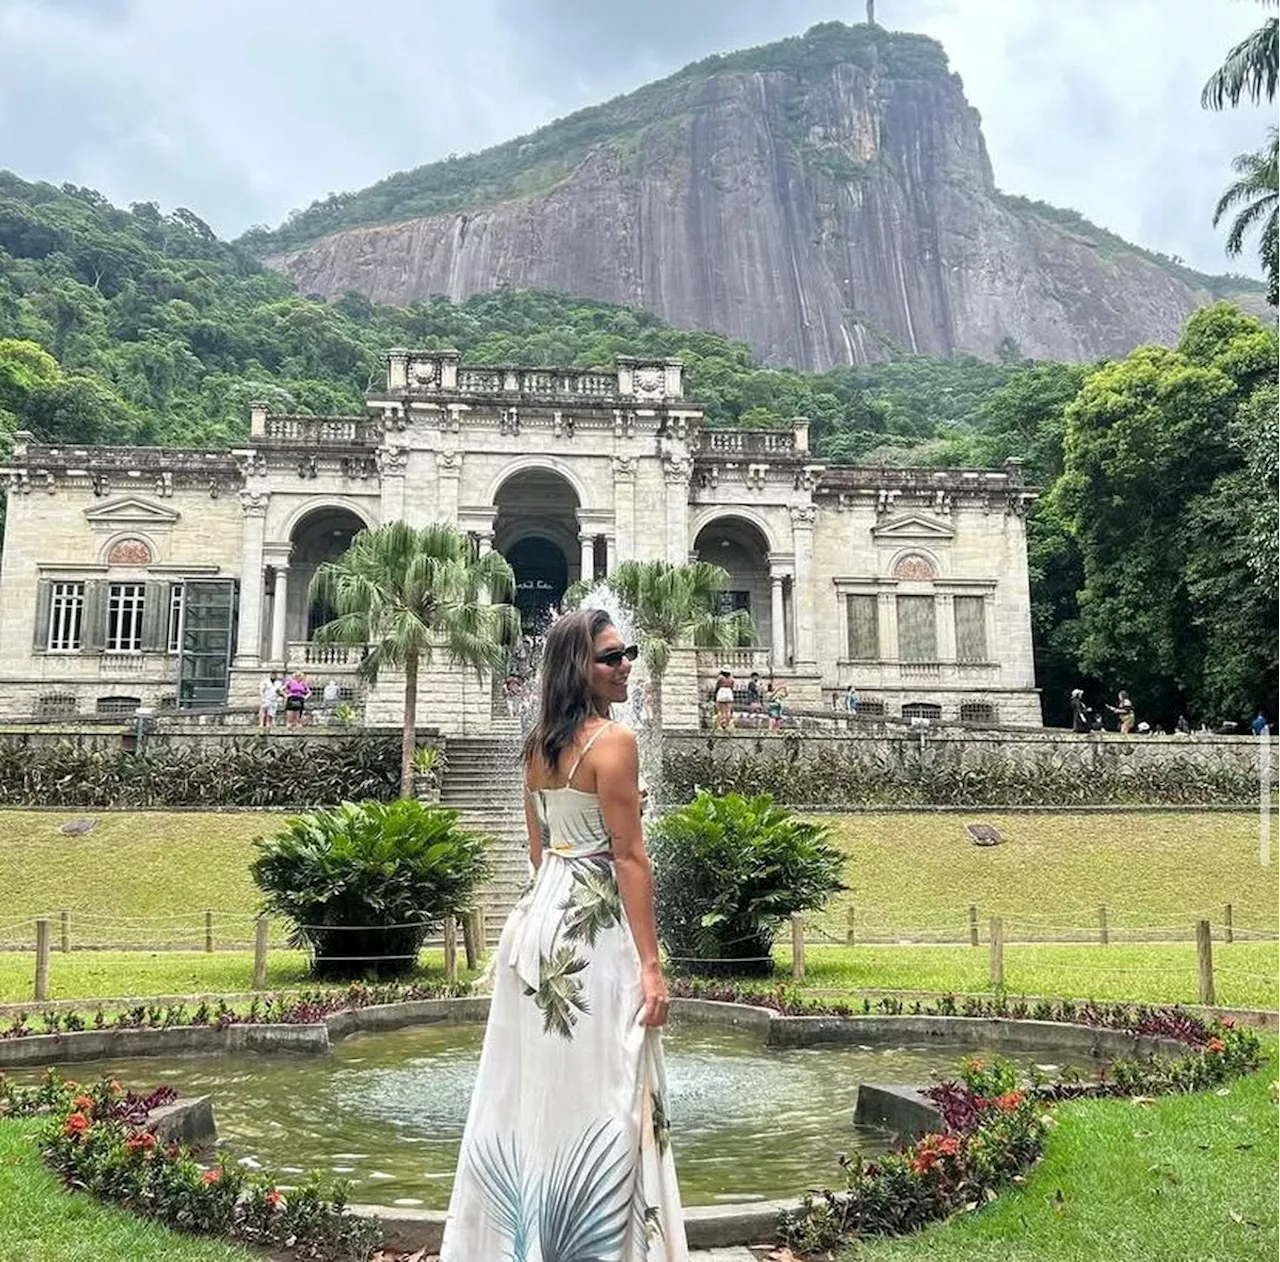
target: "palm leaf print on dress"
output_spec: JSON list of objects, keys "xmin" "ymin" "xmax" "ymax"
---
[
  {"xmin": 468, "ymin": 1134, "xmax": 535, "ymax": 1262},
  {"xmin": 561, "ymin": 859, "xmax": 623, "ymax": 947},
  {"xmin": 523, "ymin": 944, "xmax": 591, "ymax": 1039},
  {"xmin": 538, "ymin": 1119, "xmax": 633, "ymax": 1261}
]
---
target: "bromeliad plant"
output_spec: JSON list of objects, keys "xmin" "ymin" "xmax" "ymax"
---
[
  {"xmin": 648, "ymin": 791, "xmax": 845, "ymax": 976},
  {"xmin": 251, "ymin": 798, "xmax": 491, "ymax": 980}
]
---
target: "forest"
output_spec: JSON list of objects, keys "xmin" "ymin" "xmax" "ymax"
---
[{"xmin": 1, "ymin": 173, "xmax": 1275, "ymax": 728}]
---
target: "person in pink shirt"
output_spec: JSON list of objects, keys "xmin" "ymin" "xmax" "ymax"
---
[{"xmin": 283, "ymin": 671, "xmax": 311, "ymax": 728}]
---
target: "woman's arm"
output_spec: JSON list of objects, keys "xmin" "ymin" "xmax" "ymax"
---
[
  {"xmin": 523, "ymin": 788, "xmax": 545, "ymax": 872},
  {"xmin": 592, "ymin": 726, "xmax": 668, "ymax": 1026}
]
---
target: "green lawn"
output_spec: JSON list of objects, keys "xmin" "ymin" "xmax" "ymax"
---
[
  {"xmin": 853, "ymin": 1041, "xmax": 1280, "ymax": 1262},
  {"xmin": 2, "ymin": 809, "xmax": 1275, "ymax": 951},
  {"xmin": 0, "ymin": 1119, "xmax": 257, "ymax": 1262},
  {"xmin": 812, "ymin": 811, "xmax": 1278, "ymax": 942}
]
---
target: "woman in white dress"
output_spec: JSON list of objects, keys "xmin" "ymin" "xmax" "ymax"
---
[{"xmin": 441, "ymin": 608, "xmax": 689, "ymax": 1261}]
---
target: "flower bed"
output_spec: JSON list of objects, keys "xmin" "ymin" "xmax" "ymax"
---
[{"xmin": 0, "ymin": 1070, "xmax": 380, "ymax": 1260}]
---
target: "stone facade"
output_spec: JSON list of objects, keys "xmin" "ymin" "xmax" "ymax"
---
[{"xmin": 0, "ymin": 351, "xmax": 1042, "ymax": 728}]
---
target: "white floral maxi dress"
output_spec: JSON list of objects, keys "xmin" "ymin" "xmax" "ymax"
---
[{"xmin": 440, "ymin": 729, "xmax": 689, "ymax": 1261}]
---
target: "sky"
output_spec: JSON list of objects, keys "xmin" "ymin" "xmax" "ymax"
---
[{"xmin": 0, "ymin": 0, "xmax": 1271, "ymax": 277}]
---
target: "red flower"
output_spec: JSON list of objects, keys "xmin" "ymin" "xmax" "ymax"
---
[
  {"xmin": 995, "ymin": 1091, "xmax": 1024, "ymax": 1113},
  {"xmin": 910, "ymin": 1146, "xmax": 940, "ymax": 1175},
  {"xmin": 1206, "ymin": 1037, "xmax": 1225, "ymax": 1054},
  {"xmin": 124, "ymin": 1131, "xmax": 156, "ymax": 1155},
  {"xmin": 71, "ymin": 1095, "xmax": 95, "ymax": 1112},
  {"xmin": 62, "ymin": 1112, "xmax": 91, "ymax": 1139},
  {"xmin": 937, "ymin": 1136, "xmax": 960, "ymax": 1157},
  {"xmin": 264, "ymin": 1189, "xmax": 285, "ymax": 1209},
  {"xmin": 201, "ymin": 1168, "xmax": 222, "ymax": 1184}
]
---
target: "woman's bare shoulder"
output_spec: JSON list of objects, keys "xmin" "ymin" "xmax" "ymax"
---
[{"xmin": 596, "ymin": 721, "xmax": 638, "ymax": 758}]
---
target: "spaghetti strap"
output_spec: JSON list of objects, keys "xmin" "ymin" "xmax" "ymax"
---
[{"xmin": 565, "ymin": 720, "xmax": 614, "ymax": 789}]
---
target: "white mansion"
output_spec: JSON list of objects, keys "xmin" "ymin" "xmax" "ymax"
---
[{"xmin": 0, "ymin": 352, "xmax": 1041, "ymax": 729}]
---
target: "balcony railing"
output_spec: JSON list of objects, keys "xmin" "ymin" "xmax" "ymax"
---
[
  {"xmin": 287, "ymin": 642, "xmax": 367, "ymax": 671},
  {"xmin": 698, "ymin": 429, "xmax": 797, "ymax": 457},
  {"xmin": 696, "ymin": 648, "xmax": 774, "ymax": 674},
  {"xmin": 454, "ymin": 368, "xmax": 618, "ymax": 397},
  {"xmin": 263, "ymin": 416, "xmax": 378, "ymax": 445}
]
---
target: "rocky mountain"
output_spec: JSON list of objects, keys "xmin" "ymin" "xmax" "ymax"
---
[{"xmin": 252, "ymin": 23, "xmax": 1267, "ymax": 371}]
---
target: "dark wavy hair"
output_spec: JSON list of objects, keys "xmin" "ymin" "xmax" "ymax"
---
[{"xmin": 522, "ymin": 608, "xmax": 614, "ymax": 775}]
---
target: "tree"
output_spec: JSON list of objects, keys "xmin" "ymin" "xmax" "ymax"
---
[
  {"xmin": 310, "ymin": 522, "xmax": 520, "ymax": 797},
  {"xmin": 1200, "ymin": 5, "xmax": 1278, "ymax": 110},
  {"xmin": 1212, "ymin": 128, "xmax": 1279, "ymax": 305},
  {"xmin": 571, "ymin": 559, "xmax": 751, "ymax": 730}
]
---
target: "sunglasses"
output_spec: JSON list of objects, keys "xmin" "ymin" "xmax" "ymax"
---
[{"xmin": 594, "ymin": 644, "xmax": 639, "ymax": 667}]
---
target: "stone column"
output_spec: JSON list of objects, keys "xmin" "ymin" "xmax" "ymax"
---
[
  {"xmin": 234, "ymin": 491, "xmax": 269, "ymax": 667},
  {"xmin": 605, "ymin": 534, "xmax": 616, "ymax": 574},
  {"xmin": 790, "ymin": 506, "xmax": 818, "ymax": 669},
  {"xmin": 937, "ymin": 592, "xmax": 956, "ymax": 662},
  {"xmin": 436, "ymin": 450, "xmax": 462, "ymax": 523},
  {"xmin": 878, "ymin": 591, "xmax": 898, "ymax": 664},
  {"xmin": 269, "ymin": 564, "xmax": 289, "ymax": 666},
  {"xmin": 612, "ymin": 456, "xmax": 636, "ymax": 559},
  {"xmin": 579, "ymin": 533, "xmax": 595, "ymax": 584},
  {"xmin": 770, "ymin": 572, "xmax": 786, "ymax": 672},
  {"xmin": 663, "ymin": 455, "xmax": 692, "ymax": 565}
]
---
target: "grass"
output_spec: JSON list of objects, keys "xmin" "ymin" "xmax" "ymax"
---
[
  {"xmin": 0, "ymin": 1119, "xmax": 257, "ymax": 1262},
  {"xmin": 812, "ymin": 811, "xmax": 1278, "ymax": 942},
  {"xmin": 851, "ymin": 1040, "xmax": 1280, "ymax": 1262}
]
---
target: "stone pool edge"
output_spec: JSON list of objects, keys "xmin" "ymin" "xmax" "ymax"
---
[{"xmin": 0, "ymin": 995, "xmax": 1194, "ymax": 1250}]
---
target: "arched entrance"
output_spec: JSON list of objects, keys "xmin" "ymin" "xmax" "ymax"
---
[
  {"xmin": 493, "ymin": 468, "xmax": 582, "ymax": 632},
  {"xmin": 284, "ymin": 506, "xmax": 367, "ymax": 646},
  {"xmin": 692, "ymin": 516, "xmax": 773, "ymax": 649}
]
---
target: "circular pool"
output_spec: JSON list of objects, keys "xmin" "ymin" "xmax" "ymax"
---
[{"xmin": 35, "ymin": 1021, "xmax": 1073, "ymax": 1208}]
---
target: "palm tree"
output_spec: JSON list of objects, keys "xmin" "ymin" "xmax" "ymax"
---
[
  {"xmin": 1213, "ymin": 127, "xmax": 1279, "ymax": 305},
  {"xmin": 575, "ymin": 559, "xmax": 752, "ymax": 731},
  {"xmin": 1201, "ymin": 5, "xmax": 1277, "ymax": 110},
  {"xmin": 310, "ymin": 522, "xmax": 520, "ymax": 797}
]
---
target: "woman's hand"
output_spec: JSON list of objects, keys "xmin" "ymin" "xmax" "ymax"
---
[{"xmin": 640, "ymin": 962, "xmax": 669, "ymax": 1027}]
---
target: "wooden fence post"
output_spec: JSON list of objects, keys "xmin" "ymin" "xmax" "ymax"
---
[
  {"xmin": 845, "ymin": 905, "xmax": 856, "ymax": 946},
  {"xmin": 204, "ymin": 909, "xmax": 214, "ymax": 954},
  {"xmin": 1195, "ymin": 919, "xmax": 1215, "ymax": 1006},
  {"xmin": 1223, "ymin": 903, "xmax": 1233, "ymax": 945},
  {"xmin": 1098, "ymin": 906, "xmax": 1109, "ymax": 946},
  {"xmin": 791, "ymin": 913, "xmax": 805, "ymax": 982},
  {"xmin": 443, "ymin": 915, "xmax": 458, "ymax": 984},
  {"xmin": 989, "ymin": 916, "xmax": 1004, "ymax": 989},
  {"xmin": 34, "ymin": 917, "xmax": 50, "ymax": 1002},
  {"xmin": 60, "ymin": 909, "xmax": 70, "ymax": 955},
  {"xmin": 252, "ymin": 916, "xmax": 269, "ymax": 990},
  {"xmin": 968, "ymin": 905, "xmax": 979, "ymax": 948},
  {"xmin": 462, "ymin": 909, "xmax": 479, "ymax": 971}
]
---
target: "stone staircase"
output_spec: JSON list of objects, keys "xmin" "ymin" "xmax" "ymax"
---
[{"xmin": 441, "ymin": 724, "xmax": 528, "ymax": 946}]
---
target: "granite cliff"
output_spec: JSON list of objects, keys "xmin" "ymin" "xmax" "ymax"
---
[{"xmin": 255, "ymin": 23, "xmax": 1266, "ymax": 370}]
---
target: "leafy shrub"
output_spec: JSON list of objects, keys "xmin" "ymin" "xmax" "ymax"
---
[
  {"xmin": 251, "ymin": 799, "xmax": 491, "ymax": 980},
  {"xmin": 0, "ymin": 734, "xmax": 401, "ymax": 808},
  {"xmin": 648, "ymin": 791, "xmax": 845, "ymax": 977}
]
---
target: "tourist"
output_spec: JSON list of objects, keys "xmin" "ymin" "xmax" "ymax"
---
[
  {"xmin": 766, "ymin": 678, "xmax": 788, "ymax": 731},
  {"xmin": 440, "ymin": 610, "xmax": 686, "ymax": 1259},
  {"xmin": 1176, "ymin": 714, "xmax": 1191, "ymax": 735},
  {"xmin": 257, "ymin": 672, "xmax": 281, "ymax": 728},
  {"xmin": 714, "ymin": 667, "xmax": 736, "ymax": 731},
  {"xmin": 283, "ymin": 671, "xmax": 310, "ymax": 727},
  {"xmin": 1107, "ymin": 690, "xmax": 1135, "ymax": 735},
  {"xmin": 845, "ymin": 684, "xmax": 860, "ymax": 717},
  {"xmin": 746, "ymin": 671, "xmax": 763, "ymax": 713},
  {"xmin": 1069, "ymin": 688, "xmax": 1090, "ymax": 733},
  {"xmin": 1252, "ymin": 711, "xmax": 1270, "ymax": 737},
  {"xmin": 503, "ymin": 673, "xmax": 523, "ymax": 718}
]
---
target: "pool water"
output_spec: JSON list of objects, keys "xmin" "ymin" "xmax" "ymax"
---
[{"xmin": 28, "ymin": 1023, "xmax": 1053, "ymax": 1207}]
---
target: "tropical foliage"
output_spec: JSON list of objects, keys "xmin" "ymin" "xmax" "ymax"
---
[
  {"xmin": 648, "ymin": 791, "xmax": 845, "ymax": 976},
  {"xmin": 250, "ymin": 799, "xmax": 491, "ymax": 979},
  {"xmin": 568, "ymin": 559, "xmax": 752, "ymax": 730},
  {"xmin": 1200, "ymin": 3, "xmax": 1278, "ymax": 111},
  {"xmin": 310, "ymin": 521, "xmax": 519, "ymax": 797}
]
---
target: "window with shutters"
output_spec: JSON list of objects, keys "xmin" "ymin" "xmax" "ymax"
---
[
  {"xmin": 106, "ymin": 583, "xmax": 146, "ymax": 652},
  {"xmin": 954, "ymin": 596, "xmax": 988, "ymax": 662},
  {"xmin": 845, "ymin": 595, "xmax": 879, "ymax": 659},
  {"xmin": 896, "ymin": 595, "xmax": 936, "ymax": 662},
  {"xmin": 47, "ymin": 583, "xmax": 86, "ymax": 651},
  {"xmin": 167, "ymin": 584, "xmax": 184, "ymax": 653}
]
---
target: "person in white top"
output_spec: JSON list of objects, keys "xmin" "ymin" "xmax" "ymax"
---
[{"xmin": 257, "ymin": 673, "xmax": 281, "ymax": 727}]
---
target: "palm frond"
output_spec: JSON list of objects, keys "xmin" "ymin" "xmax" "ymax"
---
[
  {"xmin": 468, "ymin": 1134, "xmax": 535, "ymax": 1261},
  {"xmin": 1201, "ymin": 15, "xmax": 1278, "ymax": 110},
  {"xmin": 537, "ymin": 1120, "xmax": 632, "ymax": 1262}
]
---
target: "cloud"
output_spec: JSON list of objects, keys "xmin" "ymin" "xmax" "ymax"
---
[{"xmin": 0, "ymin": 0, "xmax": 1269, "ymax": 279}]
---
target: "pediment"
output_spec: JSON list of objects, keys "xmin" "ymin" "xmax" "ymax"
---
[
  {"xmin": 83, "ymin": 496, "xmax": 180, "ymax": 527},
  {"xmin": 870, "ymin": 513, "xmax": 955, "ymax": 542}
]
